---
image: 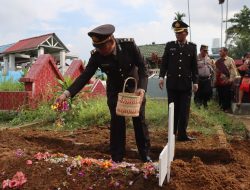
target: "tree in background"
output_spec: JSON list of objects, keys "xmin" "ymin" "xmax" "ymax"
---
[{"xmin": 226, "ymin": 5, "xmax": 250, "ymax": 59}]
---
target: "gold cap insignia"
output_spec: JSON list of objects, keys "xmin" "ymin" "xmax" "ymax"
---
[{"xmin": 175, "ymin": 22, "xmax": 180, "ymax": 28}]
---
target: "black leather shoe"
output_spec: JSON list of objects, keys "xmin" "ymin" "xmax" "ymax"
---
[
  {"xmin": 112, "ymin": 159, "xmax": 123, "ymax": 163},
  {"xmin": 141, "ymin": 155, "xmax": 152, "ymax": 162},
  {"xmin": 112, "ymin": 157, "xmax": 123, "ymax": 163},
  {"xmin": 177, "ymin": 136, "xmax": 196, "ymax": 141}
]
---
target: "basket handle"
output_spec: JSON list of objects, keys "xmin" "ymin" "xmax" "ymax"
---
[{"xmin": 122, "ymin": 77, "xmax": 137, "ymax": 93}]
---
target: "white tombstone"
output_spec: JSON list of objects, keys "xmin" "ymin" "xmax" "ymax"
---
[
  {"xmin": 159, "ymin": 144, "xmax": 169, "ymax": 186},
  {"xmin": 159, "ymin": 102, "xmax": 175, "ymax": 186}
]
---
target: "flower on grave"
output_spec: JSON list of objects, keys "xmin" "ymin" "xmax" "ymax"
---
[
  {"xmin": 141, "ymin": 162, "xmax": 158, "ymax": 179},
  {"xmin": 101, "ymin": 160, "xmax": 113, "ymax": 169},
  {"xmin": 34, "ymin": 152, "xmax": 51, "ymax": 160},
  {"xmin": 48, "ymin": 153, "xmax": 68, "ymax": 164},
  {"xmin": 2, "ymin": 179, "xmax": 10, "ymax": 189},
  {"xmin": 15, "ymin": 149, "xmax": 24, "ymax": 157},
  {"xmin": 81, "ymin": 158, "xmax": 95, "ymax": 166},
  {"xmin": 116, "ymin": 162, "xmax": 134, "ymax": 168},
  {"xmin": 131, "ymin": 166, "xmax": 140, "ymax": 173},
  {"xmin": 66, "ymin": 167, "xmax": 72, "ymax": 176},
  {"xmin": 26, "ymin": 160, "xmax": 32, "ymax": 165},
  {"xmin": 2, "ymin": 171, "xmax": 27, "ymax": 189},
  {"xmin": 108, "ymin": 177, "xmax": 121, "ymax": 188},
  {"xmin": 78, "ymin": 171, "xmax": 85, "ymax": 177}
]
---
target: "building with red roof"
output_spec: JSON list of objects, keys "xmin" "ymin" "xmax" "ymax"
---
[{"xmin": 0, "ymin": 33, "xmax": 77, "ymax": 74}]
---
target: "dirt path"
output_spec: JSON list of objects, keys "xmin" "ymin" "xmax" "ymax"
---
[{"xmin": 0, "ymin": 125, "xmax": 249, "ymax": 190}]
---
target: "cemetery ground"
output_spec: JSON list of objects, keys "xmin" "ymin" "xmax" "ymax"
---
[{"xmin": 0, "ymin": 99, "xmax": 249, "ymax": 190}]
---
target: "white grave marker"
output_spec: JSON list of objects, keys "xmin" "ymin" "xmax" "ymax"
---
[{"xmin": 159, "ymin": 102, "xmax": 175, "ymax": 186}]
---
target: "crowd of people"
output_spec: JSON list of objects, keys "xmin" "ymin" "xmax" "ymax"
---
[
  {"xmin": 55, "ymin": 19, "xmax": 249, "ymax": 163},
  {"xmin": 194, "ymin": 46, "xmax": 249, "ymax": 112}
]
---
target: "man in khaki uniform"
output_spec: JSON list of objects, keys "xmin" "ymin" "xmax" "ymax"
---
[
  {"xmin": 215, "ymin": 47, "xmax": 239, "ymax": 112},
  {"xmin": 194, "ymin": 45, "xmax": 214, "ymax": 108}
]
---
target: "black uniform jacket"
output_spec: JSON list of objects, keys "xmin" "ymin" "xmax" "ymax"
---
[
  {"xmin": 159, "ymin": 41, "xmax": 198, "ymax": 91},
  {"xmin": 67, "ymin": 38, "xmax": 148, "ymax": 97}
]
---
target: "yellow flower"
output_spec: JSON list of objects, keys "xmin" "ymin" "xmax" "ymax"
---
[
  {"xmin": 101, "ymin": 160, "xmax": 113, "ymax": 169},
  {"xmin": 51, "ymin": 103, "xmax": 59, "ymax": 110}
]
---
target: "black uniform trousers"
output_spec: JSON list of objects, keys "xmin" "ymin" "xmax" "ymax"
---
[
  {"xmin": 217, "ymin": 84, "xmax": 232, "ymax": 111},
  {"xmin": 167, "ymin": 89, "xmax": 192, "ymax": 138},
  {"xmin": 107, "ymin": 92, "xmax": 150, "ymax": 162},
  {"xmin": 194, "ymin": 77, "xmax": 213, "ymax": 108}
]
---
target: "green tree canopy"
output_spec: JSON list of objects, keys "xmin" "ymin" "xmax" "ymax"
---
[{"xmin": 226, "ymin": 5, "xmax": 250, "ymax": 59}]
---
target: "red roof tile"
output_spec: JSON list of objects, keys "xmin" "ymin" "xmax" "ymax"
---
[{"xmin": 4, "ymin": 33, "xmax": 54, "ymax": 53}]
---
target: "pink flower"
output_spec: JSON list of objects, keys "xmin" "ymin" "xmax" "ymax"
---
[
  {"xmin": 2, "ymin": 179, "xmax": 10, "ymax": 189},
  {"xmin": 26, "ymin": 160, "xmax": 33, "ymax": 165},
  {"xmin": 2, "ymin": 172, "xmax": 27, "ymax": 189},
  {"xmin": 11, "ymin": 172, "xmax": 27, "ymax": 186},
  {"xmin": 12, "ymin": 171, "xmax": 27, "ymax": 184},
  {"xmin": 9, "ymin": 180, "xmax": 18, "ymax": 188},
  {"xmin": 62, "ymin": 101, "xmax": 69, "ymax": 111},
  {"xmin": 15, "ymin": 149, "xmax": 24, "ymax": 157},
  {"xmin": 34, "ymin": 152, "xmax": 51, "ymax": 160}
]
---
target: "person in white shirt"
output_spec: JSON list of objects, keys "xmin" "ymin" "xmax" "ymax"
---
[{"xmin": 194, "ymin": 45, "xmax": 214, "ymax": 108}]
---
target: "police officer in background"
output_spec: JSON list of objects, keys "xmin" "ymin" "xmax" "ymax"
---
[
  {"xmin": 194, "ymin": 45, "xmax": 214, "ymax": 108},
  {"xmin": 56, "ymin": 24, "xmax": 151, "ymax": 162},
  {"xmin": 159, "ymin": 20, "xmax": 198, "ymax": 141}
]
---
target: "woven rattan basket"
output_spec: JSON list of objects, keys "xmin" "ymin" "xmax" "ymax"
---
[{"xmin": 116, "ymin": 77, "xmax": 141, "ymax": 117}]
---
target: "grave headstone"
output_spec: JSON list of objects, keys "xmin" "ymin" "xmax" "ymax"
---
[{"xmin": 159, "ymin": 102, "xmax": 175, "ymax": 186}]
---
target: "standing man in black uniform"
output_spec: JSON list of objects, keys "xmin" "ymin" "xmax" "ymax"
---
[
  {"xmin": 56, "ymin": 24, "xmax": 151, "ymax": 162},
  {"xmin": 159, "ymin": 20, "xmax": 198, "ymax": 141}
]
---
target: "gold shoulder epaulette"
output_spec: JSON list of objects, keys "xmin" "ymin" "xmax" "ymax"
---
[
  {"xmin": 189, "ymin": 42, "xmax": 197, "ymax": 46},
  {"xmin": 118, "ymin": 38, "xmax": 134, "ymax": 43},
  {"xmin": 167, "ymin": 41, "xmax": 175, "ymax": 45},
  {"xmin": 90, "ymin": 49, "xmax": 96, "ymax": 55}
]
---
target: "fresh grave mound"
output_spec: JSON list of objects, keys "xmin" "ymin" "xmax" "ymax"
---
[
  {"xmin": 0, "ymin": 127, "xmax": 249, "ymax": 189},
  {"xmin": 1, "ymin": 151, "xmax": 158, "ymax": 190}
]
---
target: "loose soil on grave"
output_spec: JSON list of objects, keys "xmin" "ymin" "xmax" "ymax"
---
[{"xmin": 0, "ymin": 125, "xmax": 249, "ymax": 190}]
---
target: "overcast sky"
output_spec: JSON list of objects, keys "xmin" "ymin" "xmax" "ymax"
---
[{"xmin": 0, "ymin": 0, "xmax": 249, "ymax": 61}]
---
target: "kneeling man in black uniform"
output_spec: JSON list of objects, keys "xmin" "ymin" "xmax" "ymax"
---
[{"xmin": 57, "ymin": 24, "xmax": 151, "ymax": 162}]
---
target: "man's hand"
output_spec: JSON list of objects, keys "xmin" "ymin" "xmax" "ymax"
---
[
  {"xmin": 135, "ymin": 88, "xmax": 145, "ymax": 97},
  {"xmin": 193, "ymin": 84, "xmax": 198, "ymax": 92},
  {"xmin": 56, "ymin": 93, "xmax": 67, "ymax": 104},
  {"xmin": 159, "ymin": 78, "xmax": 164, "ymax": 90},
  {"xmin": 135, "ymin": 88, "xmax": 145, "ymax": 104},
  {"xmin": 55, "ymin": 91, "xmax": 70, "ymax": 104}
]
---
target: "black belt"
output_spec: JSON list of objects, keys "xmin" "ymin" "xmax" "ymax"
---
[
  {"xmin": 167, "ymin": 74, "xmax": 191, "ymax": 78},
  {"xmin": 199, "ymin": 76, "xmax": 210, "ymax": 80}
]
